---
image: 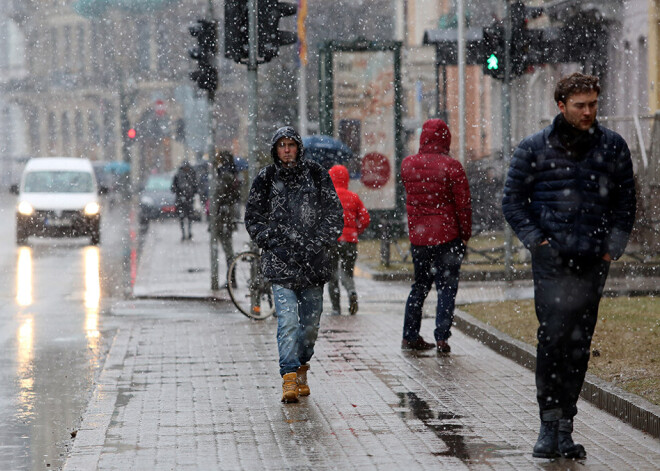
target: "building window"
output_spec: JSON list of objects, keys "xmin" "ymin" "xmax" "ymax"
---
[
  {"xmin": 77, "ymin": 24, "xmax": 85, "ymax": 73},
  {"xmin": 50, "ymin": 27, "xmax": 59, "ymax": 74},
  {"xmin": 27, "ymin": 107, "xmax": 40, "ymax": 154},
  {"xmin": 75, "ymin": 110, "xmax": 84, "ymax": 155},
  {"xmin": 88, "ymin": 111, "xmax": 100, "ymax": 145},
  {"xmin": 48, "ymin": 111, "xmax": 57, "ymax": 154},
  {"xmin": 61, "ymin": 112, "xmax": 71, "ymax": 154},
  {"xmin": 64, "ymin": 25, "xmax": 72, "ymax": 74},
  {"xmin": 102, "ymin": 101, "xmax": 115, "ymax": 160},
  {"xmin": 137, "ymin": 18, "xmax": 152, "ymax": 73},
  {"xmin": 157, "ymin": 20, "xmax": 172, "ymax": 74}
]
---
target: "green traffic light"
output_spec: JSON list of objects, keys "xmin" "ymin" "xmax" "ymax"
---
[{"xmin": 487, "ymin": 53, "xmax": 499, "ymax": 70}]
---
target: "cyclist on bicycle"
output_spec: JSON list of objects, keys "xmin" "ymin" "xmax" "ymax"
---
[{"xmin": 244, "ymin": 126, "xmax": 343, "ymax": 404}]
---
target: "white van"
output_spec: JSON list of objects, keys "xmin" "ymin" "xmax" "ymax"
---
[{"xmin": 15, "ymin": 157, "xmax": 101, "ymax": 245}]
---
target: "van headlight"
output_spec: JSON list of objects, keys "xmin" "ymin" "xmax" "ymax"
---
[
  {"xmin": 17, "ymin": 201, "xmax": 34, "ymax": 216},
  {"xmin": 84, "ymin": 202, "xmax": 101, "ymax": 216}
]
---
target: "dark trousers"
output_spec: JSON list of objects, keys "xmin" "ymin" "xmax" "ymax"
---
[
  {"xmin": 531, "ymin": 245, "xmax": 610, "ymax": 421},
  {"xmin": 403, "ymin": 239, "xmax": 465, "ymax": 343},
  {"xmin": 327, "ymin": 242, "xmax": 358, "ymax": 312},
  {"xmin": 177, "ymin": 201, "xmax": 194, "ymax": 238}
]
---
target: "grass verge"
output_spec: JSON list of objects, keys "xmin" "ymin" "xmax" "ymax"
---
[{"xmin": 460, "ymin": 297, "xmax": 660, "ymax": 406}]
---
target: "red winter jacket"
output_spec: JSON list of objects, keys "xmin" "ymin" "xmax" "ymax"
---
[
  {"xmin": 401, "ymin": 119, "xmax": 472, "ymax": 246},
  {"xmin": 328, "ymin": 165, "xmax": 371, "ymax": 243}
]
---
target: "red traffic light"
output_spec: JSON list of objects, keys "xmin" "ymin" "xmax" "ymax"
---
[{"xmin": 127, "ymin": 128, "xmax": 137, "ymax": 139}]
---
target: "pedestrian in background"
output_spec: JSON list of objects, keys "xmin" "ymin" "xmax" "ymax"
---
[
  {"xmin": 211, "ymin": 150, "xmax": 241, "ymax": 285},
  {"xmin": 171, "ymin": 160, "xmax": 198, "ymax": 241},
  {"xmin": 327, "ymin": 164, "xmax": 370, "ymax": 316},
  {"xmin": 244, "ymin": 126, "xmax": 343, "ymax": 403},
  {"xmin": 502, "ymin": 72, "xmax": 636, "ymax": 459},
  {"xmin": 400, "ymin": 118, "xmax": 472, "ymax": 354}
]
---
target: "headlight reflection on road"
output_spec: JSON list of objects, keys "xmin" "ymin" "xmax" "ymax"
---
[
  {"xmin": 17, "ymin": 316, "xmax": 35, "ymax": 418},
  {"xmin": 84, "ymin": 246, "xmax": 101, "ymax": 344},
  {"xmin": 16, "ymin": 247, "xmax": 33, "ymax": 307}
]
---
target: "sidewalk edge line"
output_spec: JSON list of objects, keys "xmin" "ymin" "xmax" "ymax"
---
[{"xmin": 62, "ymin": 324, "xmax": 135, "ymax": 471}]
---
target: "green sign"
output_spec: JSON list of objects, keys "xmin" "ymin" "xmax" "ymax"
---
[{"xmin": 74, "ymin": 0, "xmax": 179, "ymax": 17}]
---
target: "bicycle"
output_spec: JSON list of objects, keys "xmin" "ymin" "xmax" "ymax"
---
[{"xmin": 227, "ymin": 249, "xmax": 276, "ymax": 320}]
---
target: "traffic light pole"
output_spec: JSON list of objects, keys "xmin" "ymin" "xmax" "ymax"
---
[
  {"xmin": 247, "ymin": 0, "xmax": 258, "ymax": 187},
  {"xmin": 502, "ymin": 0, "xmax": 514, "ymax": 280},
  {"xmin": 457, "ymin": 0, "xmax": 466, "ymax": 165},
  {"xmin": 247, "ymin": 0, "xmax": 260, "ymax": 311},
  {"xmin": 207, "ymin": 0, "xmax": 220, "ymax": 291}
]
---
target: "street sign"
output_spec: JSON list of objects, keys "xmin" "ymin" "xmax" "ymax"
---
[
  {"xmin": 360, "ymin": 152, "xmax": 390, "ymax": 189},
  {"xmin": 155, "ymin": 99, "xmax": 166, "ymax": 117}
]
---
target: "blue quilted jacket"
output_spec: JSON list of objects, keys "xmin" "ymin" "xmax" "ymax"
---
[{"xmin": 502, "ymin": 115, "xmax": 636, "ymax": 260}]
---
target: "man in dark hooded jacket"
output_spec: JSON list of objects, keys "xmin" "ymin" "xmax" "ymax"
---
[
  {"xmin": 171, "ymin": 160, "xmax": 198, "ymax": 241},
  {"xmin": 502, "ymin": 73, "xmax": 636, "ymax": 459},
  {"xmin": 401, "ymin": 119, "xmax": 472, "ymax": 354},
  {"xmin": 244, "ymin": 126, "xmax": 343, "ymax": 404}
]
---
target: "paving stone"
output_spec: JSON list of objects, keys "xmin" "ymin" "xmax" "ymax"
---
[{"xmin": 63, "ymin": 219, "xmax": 660, "ymax": 470}]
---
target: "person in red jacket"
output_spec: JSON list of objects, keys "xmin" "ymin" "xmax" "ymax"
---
[
  {"xmin": 400, "ymin": 119, "xmax": 472, "ymax": 353},
  {"xmin": 327, "ymin": 164, "xmax": 371, "ymax": 315}
]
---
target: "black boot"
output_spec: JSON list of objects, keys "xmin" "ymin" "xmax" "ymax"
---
[
  {"xmin": 558, "ymin": 418, "xmax": 586, "ymax": 459},
  {"xmin": 533, "ymin": 420, "xmax": 560, "ymax": 458}
]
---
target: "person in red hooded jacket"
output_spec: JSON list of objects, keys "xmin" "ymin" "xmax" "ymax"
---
[
  {"xmin": 327, "ymin": 164, "xmax": 371, "ymax": 315},
  {"xmin": 400, "ymin": 119, "xmax": 472, "ymax": 353}
]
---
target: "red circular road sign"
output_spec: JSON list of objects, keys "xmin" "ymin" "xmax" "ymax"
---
[{"xmin": 360, "ymin": 152, "xmax": 391, "ymax": 189}]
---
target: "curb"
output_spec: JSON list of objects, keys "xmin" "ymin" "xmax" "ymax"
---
[
  {"xmin": 454, "ymin": 309, "xmax": 660, "ymax": 439},
  {"xmin": 365, "ymin": 262, "xmax": 660, "ymax": 283}
]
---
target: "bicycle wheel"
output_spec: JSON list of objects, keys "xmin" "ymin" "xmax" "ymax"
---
[{"xmin": 227, "ymin": 251, "xmax": 276, "ymax": 320}]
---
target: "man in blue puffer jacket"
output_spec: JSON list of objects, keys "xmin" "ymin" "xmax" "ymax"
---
[{"xmin": 502, "ymin": 73, "xmax": 636, "ymax": 460}]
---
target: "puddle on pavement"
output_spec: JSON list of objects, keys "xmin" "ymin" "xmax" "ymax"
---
[{"xmin": 396, "ymin": 392, "xmax": 518, "ymax": 464}]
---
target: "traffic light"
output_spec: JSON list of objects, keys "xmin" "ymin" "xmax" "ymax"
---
[
  {"xmin": 510, "ymin": 0, "xmax": 544, "ymax": 76},
  {"xmin": 225, "ymin": 0, "xmax": 249, "ymax": 63},
  {"xmin": 189, "ymin": 19, "xmax": 218, "ymax": 99},
  {"xmin": 258, "ymin": 0, "xmax": 297, "ymax": 63},
  {"xmin": 482, "ymin": 1, "xmax": 545, "ymax": 80},
  {"xmin": 482, "ymin": 21, "xmax": 505, "ymax": 79}
]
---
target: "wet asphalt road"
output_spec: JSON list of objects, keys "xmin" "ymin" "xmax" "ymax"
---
[{"xmin": 0, "ymin": 193, "xmax": 131, "ymax": 470}]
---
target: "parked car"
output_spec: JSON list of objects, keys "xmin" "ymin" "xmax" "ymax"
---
[
  {"xmin": 14, "ymin": 157, "xmax": 101, "ymax": 245},
  {"xmin": 139, "ymin": 172, "xmax": 177, "ymax": 222},
  {"xmin": 139, "ymin": 172, "xmax": 202, "ymax": 223}
]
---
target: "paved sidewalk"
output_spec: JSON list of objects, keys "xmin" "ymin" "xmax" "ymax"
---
[{"xmin": 63, "ymin": 219, "xmax": 660, "ymax": 470}]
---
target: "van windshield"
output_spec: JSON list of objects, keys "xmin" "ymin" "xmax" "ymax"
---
[{"xmin": 24, "ymin": 171, "xmax": 94, "ymax": 193}]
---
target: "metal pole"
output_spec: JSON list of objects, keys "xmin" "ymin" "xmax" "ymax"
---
[
  {"xmin": 298, "ymin": 63, "xmax": 308, "ymax": 136},
  {"xmin": 457, "ymin": 0, "xmax": 466, "ymax": 165},
  {"xmin": 503, "ymin": 0, "xmax": 514, "ymax": 280},
  {"xmin": 247, "ymin": 0, "xmax": 258, "ymax": 186},
  {"xmin": 208, "ymin": 0, "xmax": 220, "ymax": 291},
  {"xmin": 247, "ymin": 0, "xmax": 259, "ymax": 312}
]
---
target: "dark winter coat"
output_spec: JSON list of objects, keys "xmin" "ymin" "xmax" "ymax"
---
[
  {"xmin": 328, "ymin": 165, "xmax": 370, "ymax": 243},
  {"xmin": 244, "ymin": 127, "xmax": 343, "ymax": 289},
  {"xmin": 171, "ymin": 162, "xmax": 198, "ymax": 207},
  {"xmin": 213, "ymin": 160, "xmax": 241, "ymax": 237},
  {"xmin": 401, "ymin": 119, "xmax": 472, "ymax": 246},
  {"xmin": 502, "ymin": 114, "xmax": 637, "ymax": 259}
]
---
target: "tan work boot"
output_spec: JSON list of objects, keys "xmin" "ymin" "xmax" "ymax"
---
[
  {"xmin": 281, "ymin": 372, "xmax": 299, "ymax": 403},
  {"xmin": 297, "ymin": 364, "xmax": 310, "ymax": 396}
]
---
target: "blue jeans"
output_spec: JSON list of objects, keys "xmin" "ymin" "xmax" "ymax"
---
[
  {"xmin": 403, "ymin": 239, "xmax": 465, "ymax": 343},
  {"xmin": 273, "ymin": 284, "xmax": 324, "ymax": 376}
]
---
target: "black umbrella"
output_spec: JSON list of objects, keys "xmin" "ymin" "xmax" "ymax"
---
[{"xmin": 302, "ymin": 135, "xmax": 357, "ymax": 173}]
